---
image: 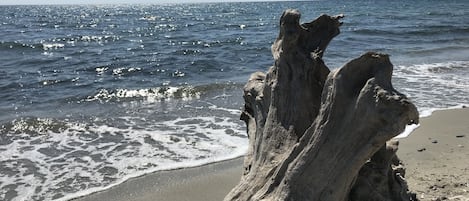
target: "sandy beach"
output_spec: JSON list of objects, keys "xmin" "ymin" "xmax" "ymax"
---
[
  {"xmin": 73, "ymin": 107, "xmax": 469, "ymax": 201},
  {"xmin": 398, "ymin": 108, "xmax": 469, "ymax": 201}
]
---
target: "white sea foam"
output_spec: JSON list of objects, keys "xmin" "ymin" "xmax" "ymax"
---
[
  {"xmin": 395, "ymin": 124, "xmax": 420, "ymax": 139},
  {"xmin": 382, "ymin": 61, "xmax": 469, "ymax": 139},
  {"xmin": 42, "ymin": 43, "xmax": 65, "ymax": 50},
  {"xmin": 393, "ymin": 61, "xmax": 469, "ymax": 112},
  {"xmin": 0, "ymin": 108, "xmax": 247, "ymax": 201},
  {"xmin": 86, "ymin": 86, "xmax": 201, "ymax": 103}
]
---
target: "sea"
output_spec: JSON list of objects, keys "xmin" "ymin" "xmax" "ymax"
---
[{"xmin": 1, "ymin": 1, "xmax": 468, "ymax": 200}]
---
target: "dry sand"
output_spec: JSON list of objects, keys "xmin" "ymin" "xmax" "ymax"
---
[
  {"xmin": 399, "ymin": 108, "xmax": 469, "ymax": 201},
  {"xmin": 73, "ymin": 107, "xmax": 469, "ymax": 201}
]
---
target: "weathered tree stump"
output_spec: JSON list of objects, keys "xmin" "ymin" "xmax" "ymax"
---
[{"xmin": 224, "ymin": 9, "xmax": 419, "ymax": 201}]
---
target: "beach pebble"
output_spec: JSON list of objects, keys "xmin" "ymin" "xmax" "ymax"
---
[
  {"xmin": 455, "ymin": 134, "xmax": 465, "ymax": 138},
  {"xmin": 432, "ymin": 196, "xmax": 448, "ymax": 201},
  {"xmin": 169, "ymin": 136, "xmax": 181, "ymax": 143},
  {"xmin": 431, "ymin": 140, "xmax": 438, "ymax": 144},
  {"xmin": 417, "ymin": 147, "xmax": 426, "ymax": 152}
]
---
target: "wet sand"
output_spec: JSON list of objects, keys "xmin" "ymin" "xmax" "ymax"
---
[
  {"xmin": 73, "ymin": 108, "xmax": 469, "ymax": 201},
  {"xmin": 72, "ymin": 158, "xmax": 243, "ymax": 201}
]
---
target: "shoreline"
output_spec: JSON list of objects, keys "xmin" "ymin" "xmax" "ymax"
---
[
  {"xmin": 71, "ymin": 107, "xmax": 469, "ymax": 201},
  {"xmin": 71, "ymin": 157, "xmax": 244, "ymax": 201}
]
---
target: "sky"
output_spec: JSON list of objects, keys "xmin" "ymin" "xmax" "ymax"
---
[{"xmin": 0, "ymin": 0, "xmax": 290, "ymax": 5}]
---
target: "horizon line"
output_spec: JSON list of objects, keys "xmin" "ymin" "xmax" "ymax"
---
[{"xmin": 0, "ymin": 0, "xmax": 318, "ymax": 6}]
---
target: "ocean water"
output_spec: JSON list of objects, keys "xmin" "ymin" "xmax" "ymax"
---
[{"xmin": 1, "ymin": 1, "xmax": 469, "ymax": 200}]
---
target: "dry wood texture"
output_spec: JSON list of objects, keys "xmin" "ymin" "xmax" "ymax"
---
[{"xmin": 224, "ymin": 9, "xmax": 419, "ymax": 201}]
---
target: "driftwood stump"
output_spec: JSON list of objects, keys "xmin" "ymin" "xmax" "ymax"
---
[{"xmin": 224, "ymin": 9, "xmax": 419, "ymax": 201}]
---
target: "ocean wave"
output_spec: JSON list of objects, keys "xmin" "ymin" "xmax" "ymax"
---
[
  {"xmin": 393, "ymin": 61, "xmax": 469, "ymax": 111},
  {"xmin": 418, "ymin": 61, "xmax": 469, "ymax": 73},
  {"xmin": 84, "ymin": 83, "xmax": 243, "ymax": 104},
  {"xmin": 0, "ymin": 114, "xmax": 247, "ymax": 201},
  {"xmin": 85, "ymin": 86, "xmax": 201, "ymax": 103},
  {"xmin": 78, "ymin": 35, "xmax": 120, "ymax": 43},
  {"xmin": 81, "ymin": 65, "xmax": 144, "ymax": 77},
  {"xmin": 42, "ymin": 43, "xmax": 65, "ymax": 51},
  {"xmin": 0, "ymin": 41, "xmax": 39, "ymax": 50},
  {"xmin": 0, "ymin": 117, "xmax": 68, "ymax": 135},
  {"xmin": 350, "ymin": 26, "xmax": 469, "ymax": 37},
  {"xmin": 0, "ymin": 34, "xmax": 120, "ymax": 52},
  {"xmin": 111, "ymin": 67, "xmax": 142, "ymax": 76}
]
